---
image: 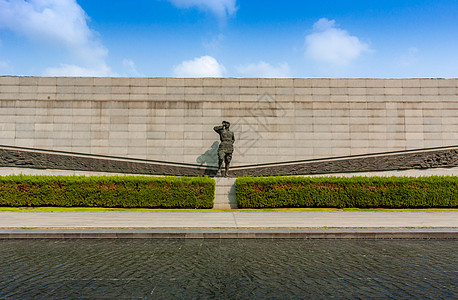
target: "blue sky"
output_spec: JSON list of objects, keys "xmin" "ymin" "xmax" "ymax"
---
[{"xmin": 0, "ymin": 0, "xmax": 457, "ymax": 78}]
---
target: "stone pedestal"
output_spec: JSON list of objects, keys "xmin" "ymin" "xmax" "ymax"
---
[{"xmin": 213, "ymin": 177, "xmax": 237, "ymax": 209}]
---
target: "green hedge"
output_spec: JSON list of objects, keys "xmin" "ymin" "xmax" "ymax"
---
[
  {"xmin": 0, "ymin": 175, "xmax": 215, "ymax": 209},
  {"xmin": 235, "ymin": 176, "xmax": 458, "ymax": 208}
]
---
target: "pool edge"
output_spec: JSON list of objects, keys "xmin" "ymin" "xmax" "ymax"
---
[{"xmin": 1, "ymin": 228, "xmax": 457, "ymax": 239}]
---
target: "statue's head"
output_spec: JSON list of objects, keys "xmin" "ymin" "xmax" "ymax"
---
[{"xmin": 222, "ymin": 121, "xmax": 230, "ymax": 128}]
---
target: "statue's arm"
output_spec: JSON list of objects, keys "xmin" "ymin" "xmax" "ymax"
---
[{"xmin": 214, "ymin": 125, "xmax": 223, "ymax": 133}]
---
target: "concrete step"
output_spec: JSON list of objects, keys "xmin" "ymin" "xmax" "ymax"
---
[{"xmin": 213, "ymin": 177, "xmax": 237, "ymax": 209}]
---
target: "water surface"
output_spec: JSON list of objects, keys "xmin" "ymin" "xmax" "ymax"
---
[{"xmin": 0, "ymin": 239, "xmax": 456, "ymax": 299}]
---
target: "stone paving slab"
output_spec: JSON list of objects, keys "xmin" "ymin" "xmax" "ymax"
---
[{"xmin": 0, "ymin": 211, "xmax": 457, "ymax": 229}]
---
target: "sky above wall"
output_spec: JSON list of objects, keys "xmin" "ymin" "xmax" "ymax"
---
[{"xmin": 0, "ymin": 0, "xmax": 457, "ymax": 78}]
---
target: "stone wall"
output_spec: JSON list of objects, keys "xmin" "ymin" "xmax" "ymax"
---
[{"xmin": 0, "ymin": 76, "xmax": 457, "ymax": 167}]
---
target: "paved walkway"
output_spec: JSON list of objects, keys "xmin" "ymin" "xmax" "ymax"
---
[
  {"xmin": 1, "ymin": 210, "xmax": 457, "ymax": 228},
  {"xmin": 1, "ymin": 211, "xmax": 456, "ymax": 239}
]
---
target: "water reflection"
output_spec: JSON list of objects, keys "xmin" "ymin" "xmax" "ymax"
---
[{"xmin": 0, "ymin": 239, "xmax": 456, "ymax": 299}]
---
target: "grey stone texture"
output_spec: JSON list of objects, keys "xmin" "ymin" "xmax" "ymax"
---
[
  {"xmin": 0, "ymin": 211, "xmax": 457, "ymax": 229},
  {"xmin": 2, "ymin": 145, "xmax": 457, "ymax": 178},
  {"xmin": 231, "ymin": 147, "xmax": 458, "ymax": 177},
  {"xmin": 1, "ymin": 77, "xmax": 457, "ymax": 166}
]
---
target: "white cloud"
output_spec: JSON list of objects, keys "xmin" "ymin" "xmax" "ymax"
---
[
  {"xmin": 236, "ymin": 61, "xmax": 291, "ymax": 78},
  {"xmin": 122, "ymin": 58, "xmax": 142, "ymax": 77},
  {"xmin": 0, "ymin": 0, "xmax": 112, "ymax": 76},
  {"xmin": 168, "ymin": 0, "xmax": 237, "ymax": 21},
  {"xmin": 399, "ymin": 47, "xmax": 419, "ymax": 67},
  {"xmin": 173, "ymin": 55, "xmax": 225, "ymax": 77},
  {"xmin": 44, "ymin": 64, "xmax": 113, "ymax": 77},
  {"xmin": 203, "ymin": 34, "xmax": 225, "ymax": 53},
  {"xmin": 0, "ymin": 39, "xmax": 12, "ymax": 72},
  {"xmin": 0, "ymin": 60, "xmax": 12, "ymax": 72},
  {"xmin": 305, "ymin": 18, "xmax": 371, "ymax": 66}
]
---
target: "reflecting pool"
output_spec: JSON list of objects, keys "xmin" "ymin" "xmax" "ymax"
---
[{"xmin": 0, "ymin": 239, "xmax": 456, "ymax": 299}]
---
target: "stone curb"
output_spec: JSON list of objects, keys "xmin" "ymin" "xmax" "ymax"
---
[{"xmin": 1, "ymin": 228, "xmax": 457, "ymax": 239}]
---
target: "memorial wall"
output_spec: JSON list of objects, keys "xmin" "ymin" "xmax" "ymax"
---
[{"xmin": 0, "ymin": 76, "xmax": 457, "ymax": 169}]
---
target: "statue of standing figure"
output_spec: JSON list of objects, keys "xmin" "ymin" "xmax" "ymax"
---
[{"xmin": 213, "ymin": 121, "xmax": 235, "ymax": 177}]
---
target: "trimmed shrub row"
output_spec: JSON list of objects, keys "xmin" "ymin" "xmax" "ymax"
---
[
  {"xmin": 0, "ymin": 175, "xmax": 215, "ymax": 209},
  {"xmin": 235, "ymin": 176, "xmax": 458, "ymax": 208}
]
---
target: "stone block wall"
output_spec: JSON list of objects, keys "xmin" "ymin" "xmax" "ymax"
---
[{"xmin": 0, "ymin": 76, "xmax": 457, "ymax": 167}]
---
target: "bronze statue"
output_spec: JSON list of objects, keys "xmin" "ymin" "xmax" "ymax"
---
[{"xmin": 213, "ymin": 121, "xmax": 235, "ymax": 177}]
